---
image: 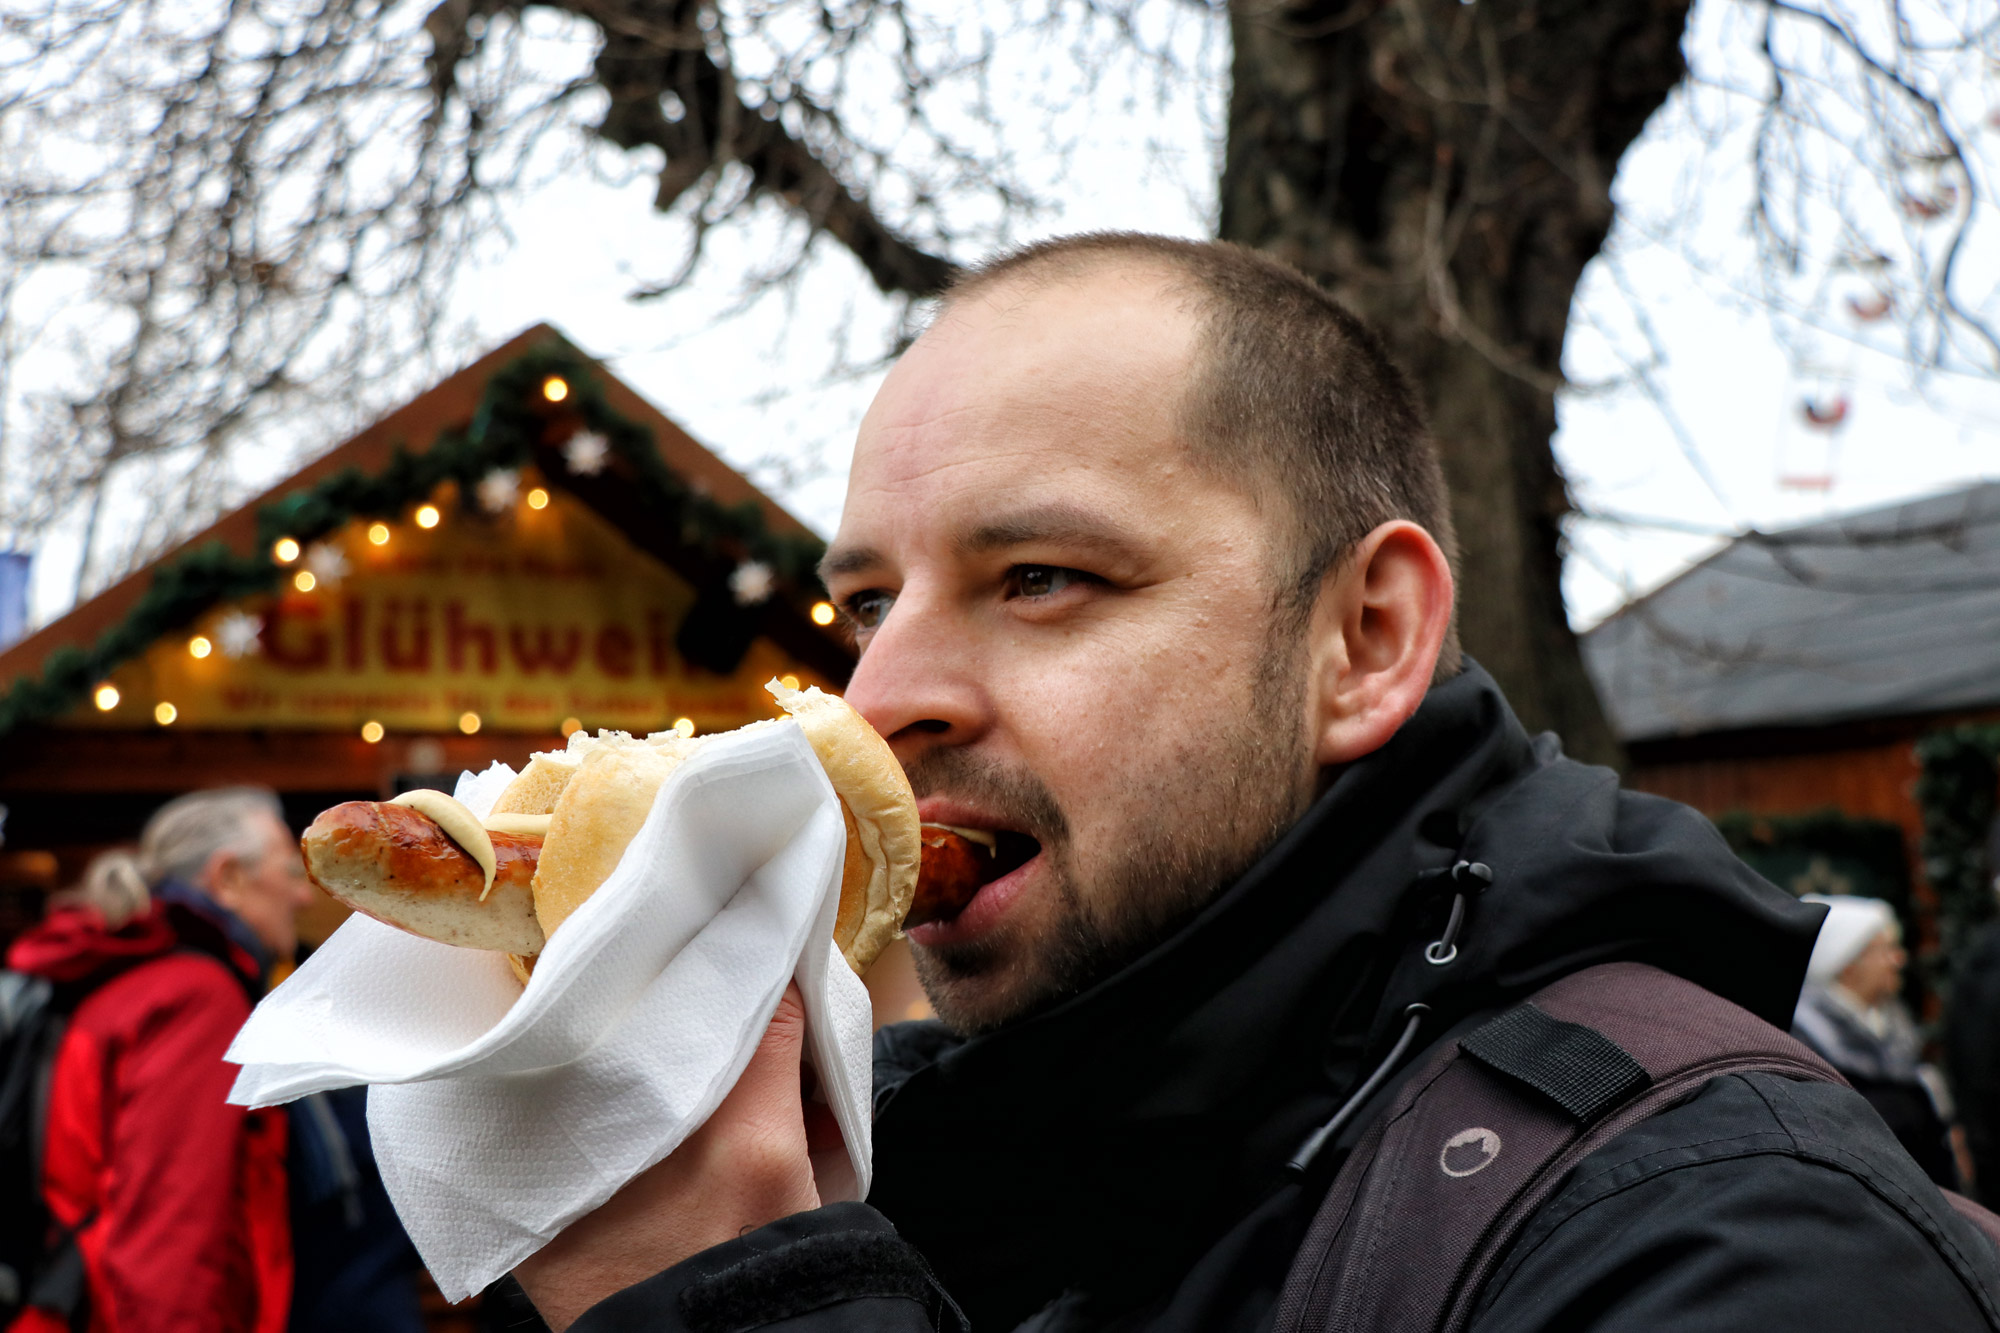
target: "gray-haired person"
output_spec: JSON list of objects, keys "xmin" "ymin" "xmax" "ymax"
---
[{"xmin": 6, "ymin": 789, "xmax": 325, "ymax": 1331}]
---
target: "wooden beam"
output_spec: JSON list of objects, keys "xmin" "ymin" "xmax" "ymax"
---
[{"xmin": 0, "ymin": 727, "xmax": 564, "ymax": 796}]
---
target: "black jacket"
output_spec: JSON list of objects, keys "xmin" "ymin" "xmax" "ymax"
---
[
  {"xmin": 571, "ymin": 665, "xmax": 2000, "ymax": 1332},
  {"xmin": 1949, "ymin": 920, "xmax": 2000, "ymax": 1206}
]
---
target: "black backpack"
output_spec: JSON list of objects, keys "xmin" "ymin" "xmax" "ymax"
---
[
  {"xmin": 1275, "ymin": 961, "xmax": 2000, "ymax": 1333},
  {"xmin": 0, "ymin": 967, "xmax": 88, "ymax": 1329}
]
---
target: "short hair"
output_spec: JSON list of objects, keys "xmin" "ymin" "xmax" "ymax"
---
[
  {"xmin": 140, "ymin": 787, "xmax": 285, "ymax": 889},
  {"xmin": 946, "ymin": 233, "xmax": 1461, "ymax": 672}
]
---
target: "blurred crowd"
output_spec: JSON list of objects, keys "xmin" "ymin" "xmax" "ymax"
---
[
  {"xmin": 0, "ymin": 789, "xmax": 467, "ymax": 1333},
  {"xmin": 4, "ymin": 788, "xmax": 2000, "ymax": 1330}
]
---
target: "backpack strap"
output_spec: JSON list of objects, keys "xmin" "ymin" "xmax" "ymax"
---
[{"xmin": 1274, "ymin": 961, "xmax": 1847, "ymax": 1333}]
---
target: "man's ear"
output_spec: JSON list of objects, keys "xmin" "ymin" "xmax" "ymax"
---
[{"xmin": 1306, "ymin": 521, "xmax": 1455, "ymax": 768}]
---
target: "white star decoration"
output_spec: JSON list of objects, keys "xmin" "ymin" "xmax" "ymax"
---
[
  {"xmin": 214, "ymin": 609, "xmax": 263, "ymax": 658},
  {"xmin": 476, "ymin": 468, "xmax": 520, "ymax": 513},
  {"xmin": 303, "ymin": 542, "xmax": 349, "ymax": 586},
  {"xmin": 729, "ymin": 561, "xmax": 776, "ymax": 606},
  {"xmin": 563, "ymin": 430, "xmax": 611, "ymax": 476}
]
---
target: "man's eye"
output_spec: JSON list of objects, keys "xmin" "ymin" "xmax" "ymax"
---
[
  {"xmin": 843, "ymin": 590, "xmax": 895, "ymax": 630},
  {"xmin": 1005, "ymin": 565, "xmax": 1093, "ymax": 599}
]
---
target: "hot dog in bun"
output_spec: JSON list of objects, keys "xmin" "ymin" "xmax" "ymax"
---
[{"xmin": 302, "ymin": 680, "xmax": 930, "ymax": 976}]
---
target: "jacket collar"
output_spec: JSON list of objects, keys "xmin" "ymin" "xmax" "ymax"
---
[{"xmin": 155, "ymin": 877, "xmax": 272, "ymax": 984}]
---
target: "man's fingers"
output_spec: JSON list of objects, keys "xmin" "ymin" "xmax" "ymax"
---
[
  {"xmin": 702, "ymin": 983, "xmax": 821, "ymax": 1212},
  {"xmin": 725, "ymin": 983, "xmax": 809, "ymax": 1122},
  {"xmin": 766, "ymin": 983, "xmax": 809, "ymax": 1057}
]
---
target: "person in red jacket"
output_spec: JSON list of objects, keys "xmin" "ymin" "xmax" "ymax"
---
[{"xmin": 6, "ymin": 787, "xmax": 312, "ymax": 1333}]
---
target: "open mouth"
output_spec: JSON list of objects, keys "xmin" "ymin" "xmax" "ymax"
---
[
  {"xmin": 983, "ymin": 829, "xmax": 1041, "ymax": 881},
  {"xmin": 907, "ymin": 824, "xmax": 1042, "ymax": 927}
]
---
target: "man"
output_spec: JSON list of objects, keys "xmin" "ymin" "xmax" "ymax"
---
[
  {"xmin": 7, "ymin": 789, "xmax": 307, "ymax": 1333},
  {"xmin": 514, "ymin": 235, "xmax": 2000, "ymax": 1330}
]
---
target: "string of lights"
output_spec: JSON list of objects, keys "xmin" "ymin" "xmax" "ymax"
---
[{"xmin": 0, "ymin": 348, "xmax": 832, "ymax": 738}]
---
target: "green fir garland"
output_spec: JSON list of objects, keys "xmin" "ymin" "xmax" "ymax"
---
[
  {"xmin": 1711, "ymin": 808, "xmax": 1913, "ymax": 907},
  {"xmin": 0, "ymin": 348, "xmax": 825, "ymax": 736},
  {"xmin": 1915, "ymin": 722, "xmax": 2000, "ymax": 965}
]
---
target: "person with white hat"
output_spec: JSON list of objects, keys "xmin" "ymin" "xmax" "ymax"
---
[{"xmin": 1794, "ymin": 894, "xmax": 1960, "ymax": 1187}]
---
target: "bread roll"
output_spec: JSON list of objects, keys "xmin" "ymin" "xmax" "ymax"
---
[
  {"xmin": 769, "ymin": 680, "xmax": 919, "ymax": 973},
  {"xmin": 489, "ymin": 752, "xmax": 581, "ymax": 817},
  {"xmin": 411, "ymin": 685, "xmax": 913, "ymax": 976},
  {"xmin": 531, "ymin": 741, "xmax": 690, "ymax": 940}
]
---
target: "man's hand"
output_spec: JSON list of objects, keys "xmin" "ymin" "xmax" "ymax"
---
[{"xmin": 513, "ymin": 985, "xmax": 824, "ymax": 1330}]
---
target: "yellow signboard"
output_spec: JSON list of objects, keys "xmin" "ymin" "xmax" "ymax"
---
[{"xmin": 83, "ymin": 493, "xmax": 830, "ymax": 734}]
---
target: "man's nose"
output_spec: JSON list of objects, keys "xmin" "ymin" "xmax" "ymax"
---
[{"xmin": 841, "ymin": 594, "xmax": 989, "ymax": 760}]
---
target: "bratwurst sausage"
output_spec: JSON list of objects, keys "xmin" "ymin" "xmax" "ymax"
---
[
  {"xmin": 906, "ymin": 825, "xmax": 995, "ymax": 928},
  {"xmin": 304, "ymin": 802, "xmax": 547, "ymax": 954},
  {"xmin": 303, "ymin": 808, "xmax": 997, "ymax": 952}
]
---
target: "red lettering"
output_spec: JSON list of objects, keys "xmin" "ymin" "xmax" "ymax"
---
[
  {"xmin": 262, "ymin": 601, "xmax": 330, "ymax": 671},
  {"xmin": 446, "ymin": 601, "xmax": 497, "ymax": 674},
  {"xmin": 647, "ymin": 610, "xmax": 670, "ymax": 676},
  {"xmin": 343, "ymin": 598, "xmax": 365, "ymax": 671},
  {"xmin": 509, "ymin": 624, "xmax": 582, "ymax": 675},
  {"xmin": 595, "ymin": 624, "xmax": 637, "ymax": 678},
  {"xmin": 381, "ymin": 598, "xmax": 432, "ymax": 673}
]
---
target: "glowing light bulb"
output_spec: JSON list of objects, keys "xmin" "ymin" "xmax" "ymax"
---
[
  {"xmin": 810, "ymin": 601, "xmax": 837, "ymax": 626},
  {"xmin": 367, "ymin": 522, "xmax": 391, "ymax": 546},
  {"xmin": 293, "ymin": 570, "xmax": 316, "ymax": 592},
  {"xmin": 273, "ymin": 537, "xmax": 301, "ymax": 564},
  {"xmin": 560, "ymin": 716, "xmax": 583, "ymax": 738},
  {"xmin": 458, "ymin": 711, "xmax": 481, "ymax": 735},
  {"xmin": 542, "ymin": 376, "xmax": 570, "ymax": 403},
  {"xmin": 154, "ymin": 701, "xmax": 177, "ymax": 726},
  {"xmin": 415, "ymin": 505, "xmax": 440, "ymax": 529},
  {"xmin": 673, "ymin": 717, "xmax": 696, "ymax": 738},
  {"xmin": 360, "ymin": 720, "xmax": 385, "ymax": 744},
  {"xmin": 188, "ymin": 635, "xmax": 212, "ymax": 659},
  {"xmin": 526, "ymin": 488, "xmax": 549, "ymax": 510},
  {"xmin": 780, "ymin": 674, "xmax": 800, "ymax": 692},
  {"xmin": 93, "ymin": 683, "xmax": 120, "ymax": 711}
]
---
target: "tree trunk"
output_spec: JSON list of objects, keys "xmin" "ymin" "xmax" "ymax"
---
[{"xmin": 1220, "ymin": 0, "xmax": 1690, "ymax": 768}]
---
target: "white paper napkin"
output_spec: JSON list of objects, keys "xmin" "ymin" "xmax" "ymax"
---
[{"xmin": 225, "ymin": 720, "xmax": 876, "ymax": 1301}]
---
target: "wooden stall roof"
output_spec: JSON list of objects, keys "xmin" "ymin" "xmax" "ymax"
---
[
  {"xmin": 1581, "ymin": 480, "xmax": 2000, "ymax": 744},
  {"xmin": 0, "ymin": 323, "xmax": 842, "ymax": 688}
]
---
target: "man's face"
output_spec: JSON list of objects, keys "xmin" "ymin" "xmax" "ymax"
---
[
  {"xmin": 205, "ymin": 811, "xmax": 313, "ymax": 962},
  {"xmin": 826, "ymin": 267, "xmax": 1323, "ymax": 1033}
]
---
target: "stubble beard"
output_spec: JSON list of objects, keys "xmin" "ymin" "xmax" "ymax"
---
[{"xmin": 907, "ymin": 624, "xmax": 1318, "ymax": 1036}]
